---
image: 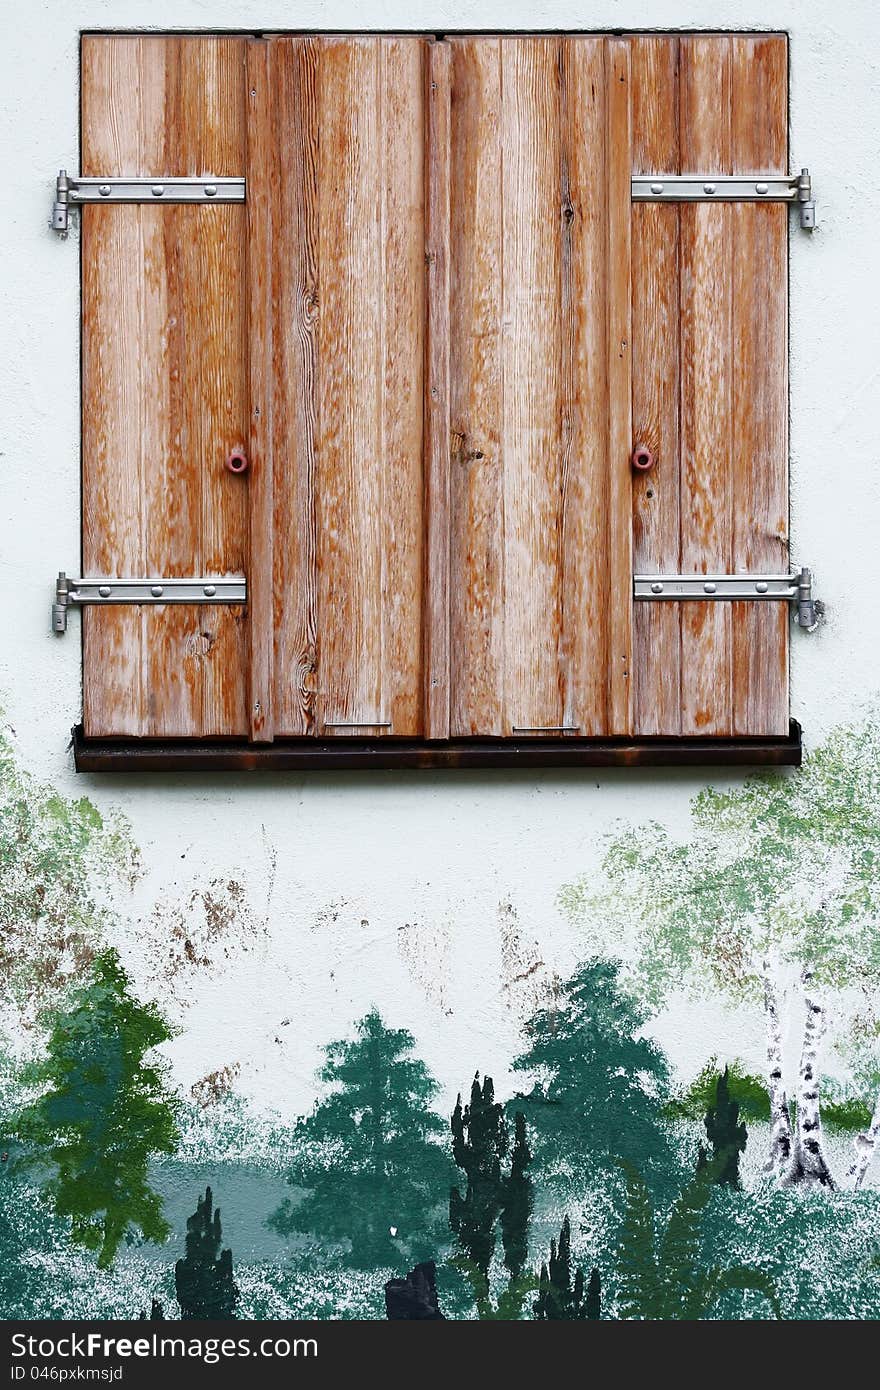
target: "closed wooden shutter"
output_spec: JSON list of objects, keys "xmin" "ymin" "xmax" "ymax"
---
[{"xmin": 79, "ymin": 31, "xmax": 790, "ymax": 749}]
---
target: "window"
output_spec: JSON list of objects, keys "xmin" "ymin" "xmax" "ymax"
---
[{"xmin": 75, "ymin": 32, "xmax": 797, "ymax": 768}]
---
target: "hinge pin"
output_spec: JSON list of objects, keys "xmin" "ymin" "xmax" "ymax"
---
[
  {"xmin": 797, "ymin": 168, "xmax": 816, "ymax": 231},
  {"xmin": 51, "ymin": 170, "xmax": 70, "ymax": 236}
]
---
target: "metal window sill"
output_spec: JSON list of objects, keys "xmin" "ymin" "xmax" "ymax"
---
[{"xmin": 71, "ymin": 722, "xmax": 802, "ymax": 772}]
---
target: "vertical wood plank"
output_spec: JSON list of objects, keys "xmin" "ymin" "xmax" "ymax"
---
[
  {"xmin": 81, "ymin": 36, "xmax": 144, "ymax": 736},
  {"xmin": 630, "ymin": 35, "xmax": 682, "ymax": 735},
  {"xmin": 317, "ymin": 38, "xmax": 384, "ymax": 731},
  {"xmin": 383, "ymin": 38, "xmax": 426, "ymax": 736},
  {"xmin": 605, "ymin": 38, "xmax": 634, "ymax": 734},
  {"xmin": 424, "ymin": 39, "xmax": 452, "ymax": 738},
  {"xmin": 501, "ymin": 37, "xmax": 564, "ymax": 734},
  {"xmin": 731, "ymin": 34, "xmax": 789, "ymax": 735},
  {"xmin": 679, "ymin": 35, "xmax": 734, "ymax": 734},
  {"xmin": 448, "ymin": 37, "xmax": 503, "ymax": 736},
  {"xmin": 245, "ymin": 40, "xmax": 276, "ymax": 740}
]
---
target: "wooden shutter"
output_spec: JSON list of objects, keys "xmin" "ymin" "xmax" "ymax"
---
[
  {"xmin": 445, "ymin": 36, "xmax": 633, "ymax": 737},
  {"xmin": 630, "ymin": 33, "xmax": 789, "ymax": 737},
  {"xmin": 81, "ymin": 36, "xmax": 249, "ymax": 737},
  {"xmin": 79, "ymin": 31, "xmax": 790, "ymax": 749}
]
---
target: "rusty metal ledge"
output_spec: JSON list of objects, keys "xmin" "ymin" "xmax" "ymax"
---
[{"xmin": 72, "ymin": 722, "xmax": 802, "ymax": 772}]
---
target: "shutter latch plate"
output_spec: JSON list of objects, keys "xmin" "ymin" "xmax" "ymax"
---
[
  {"xmin": 631, "ymin": 168, "xmax": 815, "ymax": 229},
  {"xmin": 50, "ymin": 170, "xmax": 246, "ymax": 236},
  {"xmin": 52, "ymin": 573, "xmax": 247, "ymax": 633},
  {"xmin": 634, "ymin": 567, "xmax": 819, "ymax": 630}
]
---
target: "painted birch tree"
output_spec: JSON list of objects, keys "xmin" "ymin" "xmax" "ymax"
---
[{"xmin": 561, "ymin": 719, "xmax": 880, "ymax": 1190}]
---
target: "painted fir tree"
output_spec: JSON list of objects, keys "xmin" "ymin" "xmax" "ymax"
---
[
  {"xmin": 698, "ymin": 1068, "xmax": 747, "ymax": 1187},
  {"xmin": 449, "ymin": 1075, "xmax": 534, "ymax": 1317},
  {"xmin": 17, "ymin": 949, "xmax": 177, "ymax": 1267},
  {"xmin": 533, "ymin": 1216, "xmax": 601, "ymax": 1320},
  {"xmin": 175, "ymin": 1186, "xmax": 238, "ymax": 1319},
  {"xmin": 272, "ymin": 1010, "xmax": 452, "ymax": 1268},
  {"xmin": 510, "ymin": 959, "xmax": 676, "ymax": 1192}
]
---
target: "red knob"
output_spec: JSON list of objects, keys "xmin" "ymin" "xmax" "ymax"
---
[
  {"xmin": 631, "ymin": 444, "xmax": 655, "ymax": 473},
  {"xmin": 225, "ymin": 448, "xmax": 249, "ymax": 475}
]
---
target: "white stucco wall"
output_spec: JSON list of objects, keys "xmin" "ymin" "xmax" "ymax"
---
[{"xmin": 1, "ymin": 0, "xmax": 878, "ymax": 1116}]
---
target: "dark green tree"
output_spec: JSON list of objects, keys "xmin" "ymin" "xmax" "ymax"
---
[
  {"xmin": 500, "ymin": 1111, "xmax": 532, "ymax": 1279},
  {"xmin": 700, "ymin": 1067, "xmax": 747, "ymax": 1187},
  {"xmin": 271, "ymin": 1010, "xmax": 452, "ymax": 1268},
  {"xmin": 449, "ymin": 1075, "xmax": 535, "ymax": 1319},
  {"xmin": 616, "ymin": 1160, "xmax": 779, "ymax": 1319},
  {"xmin": 138, "ymin": 1299, "xmax": 165, "ymax": 1320},
  {"xmin": 17, "ymin": 949, "xmax": 178, "ymax": 1267},
  {"xmin": 533, "ymin": 1216, "xmax": 601, "ymax": 1320},
  {"xmin": 175, "ymin": 1186, "xmax": 238, "ymax": 1319},
  {"xmin": 510, "ymin": 959, "xmax": 675, "ymax": 1191}
]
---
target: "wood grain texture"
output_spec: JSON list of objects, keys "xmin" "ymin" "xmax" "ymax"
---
[
  {"xmin": 447, "ymin": 35, "xmax": 630, "ymax": 736},
  {"xmin": 679, "ymin": 34, "xmax": 735, "ymax": 735},
  {"xmin": 424, "ymin": 39, "xmax": 451, "ymax": 739},
  {"xmin": 605, "ymin": 38, "xmax": 634, "ymax": 734},
  {"xmin": 81, "ymin": 35, "xmax": 248, "ymax": 738},
  {"xmin": 630, "ymin": 34, "xmax": 682, "ymax": 735},
  {"xmin": 251, "ymin": 36, "xmax": 426, "ymax": 738},
  {"xmin": 630, "ymin": 33, "xmax": 788, "ymax": 737},
  {"xmin": 731, "ymin": 34, "xmax": 789, "ymax": 735}
]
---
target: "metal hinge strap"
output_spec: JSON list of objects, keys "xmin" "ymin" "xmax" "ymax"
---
[
  {"xmin": 51, "ymin": 171, "xmax": 246, "ymax": 235},
  {"xmin": 631, "ymin": 168, "xmax": 815, "ymax": 229},
  {"xmin": 53, "ymin": 574, "xmax": 247, "ymax": 633},
  {"xmin": 634, "ymin": 568, "xmax": 818, "ymax": 630}
]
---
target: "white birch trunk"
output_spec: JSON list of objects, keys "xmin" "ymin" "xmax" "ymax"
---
[
  {"xmin": 784, "ymin": 967, "xmax": 835, "ymax": 1188},
  {"xmin": 847, "ymin": 1083, "xmax": 880, "ymax": 1190},
  {"xmin": 762, "ymin": 957, "xmax": 793, "ymax": 1178}
]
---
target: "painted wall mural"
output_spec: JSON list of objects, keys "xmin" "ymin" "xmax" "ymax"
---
[{"xmin": 1, "ymin": 717, "xmax": 880, "ymax": 1320}]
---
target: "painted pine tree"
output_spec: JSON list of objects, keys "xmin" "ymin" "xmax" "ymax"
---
[
  {"xmin": 272, "ymin": 1010, "xmax": 452, "ymax": 1268},
  {"xmin": 700, "ymin": 1068, "xmax": 748, "ymax": 1187},
  {"xmin": 175, "ymin": 1186, "xmax": 238, "ymax": 1319},
  {"xmin": 510, "ymin": 960, "xmax": 676, "ymax": 1192},
  {"xmin": 449, "ymin": 1075, "xmax": 534, "ymax": 1317},
  {"xmin": 17, "ymin": 949, "xmax": 177, "ymax": 1267},
  {"xmin": 533, "ymin": 1216, "xmax": 601, "ymax": 1320}
]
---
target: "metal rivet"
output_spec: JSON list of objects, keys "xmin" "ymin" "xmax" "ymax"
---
[
  {"xmin": 651, "ymin": 582, "xmax": 664, "ymax": 594},
  {"xmin": 703, "ymin": 581, "xmax": 717, "ymax": 594},
  {"xmin": 203, "ymin": 185, "xmax": 217, "ymax": 197},
  {"xmin": 703, "ymin": 182, "xmax": 717, "ymax": 195},
  {"xmin": 98, "ymin": 184, "xmax": 112, "ymax": 197},
  {"xmin": 151, "ymin": 184, "xmax": 165, "ymax": 197},
  {"xmin": 70, "ymin": 190, "xmax": 81, "ymax": 200},
  {"xmin": 203, "ymin": 584, "xmax": 217, "ymax": 597},
  {"xmin": 98, "ymin": 585, "xmax": 111, "ymax": 598},
  {"xmin": 650, "ymin": 181, "xmax": 664, "ymax": 195},
  {"xmin": 755, "ymin": 581, "xmax": 769, "ymax": 594},
  {"xmin": 150, "ymin": 584, "xmax": 164, "ymax": 597},
  {"xmin": 755, "ymin": 182, "xmax": 769, "ymax": 195}
]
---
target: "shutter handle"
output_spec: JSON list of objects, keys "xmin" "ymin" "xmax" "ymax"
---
[
  {"xmin": 225, "ymin": 448, "xmax": 249, "ymax": 475},
  {"xmin": 631, "ymin": 444, "xmax": 655, "ymax": 473}
]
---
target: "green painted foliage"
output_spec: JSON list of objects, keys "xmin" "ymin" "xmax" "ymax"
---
[
  {"xmin": 16, "ymin": 949, "xmax": 178, "ymax": 1267},
  {"xmin": 533, "ymin": 1216, "xmax": 600, "ymax": 1320},
  {"xmin": 616, "ymin": 1161, "xmax": 780, "ymax": 1320},
  {"xmin": 510, "ymin": 959, "xmax": 677, "ymax": 1190},
  {"xmin": 667, "ymin": 1058, "xmax": 770, "ymax": 1124},
  {"xmin": 0, "ymin": 725, "xmax": 137, "ymax": 1024},
  {"xmin": 271, "ymin": 1010, "xmax": 453, "ymax": 1269}
]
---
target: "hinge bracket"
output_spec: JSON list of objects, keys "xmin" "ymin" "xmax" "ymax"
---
[
  {"xmin": 50, "ymin": 171, "xmax": 246, "ymax": 236},
  {"xmin": 631, "ymin": 168, "xmax": 816, "ymax": 229},
  {"xmin": 53, "ymin": 574, "xmax": 247, "ymax": 633},
  {"xmin": 634, "ymin": 568, "xmax": 819, "ymax": 630}
]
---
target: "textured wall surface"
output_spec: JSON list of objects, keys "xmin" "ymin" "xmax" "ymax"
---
[{"xmin": 1, "ymin": 0, "xmax": 879, "ymax": 1321}]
